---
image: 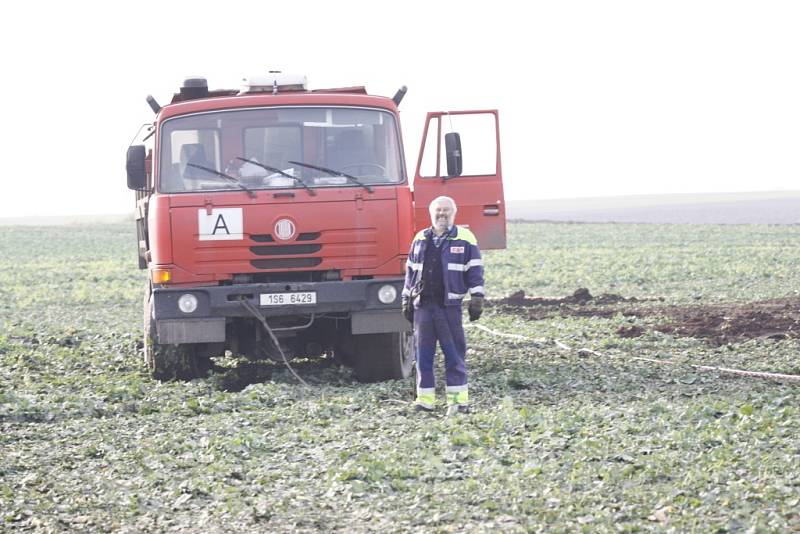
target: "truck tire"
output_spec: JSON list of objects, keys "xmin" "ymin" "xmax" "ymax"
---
[
  {"xmin": 143, "ymin": 284, "xmax": 211, "ymax": 381},
  {"xmin": 333, "ymin": 331, "xmax": 357, "ymax": 368},
  {"xmin": 353, "ymin": 331, "xmax": 414, "ymax": 383}
]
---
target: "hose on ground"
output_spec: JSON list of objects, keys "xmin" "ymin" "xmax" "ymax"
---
[{"xmin": 241, "ymin": 300, "xmax": 310, "ymax": 387}]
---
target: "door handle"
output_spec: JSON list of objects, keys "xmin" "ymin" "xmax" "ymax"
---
[{"xmin": 483, "ymin": 205, "xmax": 500, "ymax": 216}]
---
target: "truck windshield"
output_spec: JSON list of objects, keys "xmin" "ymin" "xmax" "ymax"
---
[{"xmin": 158, "ymin": 107, "xmax": 404, "ymax": 193}]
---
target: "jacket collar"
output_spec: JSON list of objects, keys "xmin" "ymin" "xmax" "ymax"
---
[{"xmin": 425, "ymin": 225, "xmax": 457, "ymax": 240}]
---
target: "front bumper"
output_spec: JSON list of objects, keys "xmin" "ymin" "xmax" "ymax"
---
[
  {"xmin": 153, "ymin": 278, "xmax": 405, "ymax": 321},
  {"xmin": 153, "ymin": 279, "xmax": 407, "ymax": 344}
]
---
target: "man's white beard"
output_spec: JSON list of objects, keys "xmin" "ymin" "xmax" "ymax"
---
[{"xmin": 432, "ymin": 214, "xmax": 453, "ymax": 232}]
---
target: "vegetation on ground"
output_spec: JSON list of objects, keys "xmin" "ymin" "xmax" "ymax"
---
[{"xmin": 2, "ymin": 222, "xmax": 799, "ymax": 532}]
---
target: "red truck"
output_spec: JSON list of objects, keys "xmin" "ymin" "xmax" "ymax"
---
[{"xmin": 126, "ymin": 73, "xmax": 505, "ymax": 382}]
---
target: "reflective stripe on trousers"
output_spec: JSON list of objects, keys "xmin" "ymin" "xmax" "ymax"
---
[{"xmin": 414, "ymin": 303, "xmax": 468, "ymax": 401}]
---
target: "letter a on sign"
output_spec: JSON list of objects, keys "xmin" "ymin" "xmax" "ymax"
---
[{"xmin": 198, "ymin": 208, "xmax": 243, "ymax": 240}]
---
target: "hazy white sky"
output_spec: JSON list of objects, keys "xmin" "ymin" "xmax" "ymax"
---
[{"xmin": 1, "ymin": 0, "xmax": 798, "ymax": 217}]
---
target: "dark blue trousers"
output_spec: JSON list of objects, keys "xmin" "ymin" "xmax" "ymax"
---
[{"xmin": 414, "ymin": 303, "xmax": 468, "ymax": 401}]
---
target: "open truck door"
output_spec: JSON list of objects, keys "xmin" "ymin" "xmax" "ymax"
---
[{"xmin": 413, "ymin": 110, "xmax": 506, "ymax": 249}]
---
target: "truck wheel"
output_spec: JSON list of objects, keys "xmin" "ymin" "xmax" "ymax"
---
[
  {"xmin": 143, "ymin": 285, "xmax": 211, "ymax": 381},
  {"xmin": 333, "ymin": 332, "xmax": 356, "ymax": 368},
  {"xmin": 353, "ymin": 331, "xmax": 414, "ymax": 383}
]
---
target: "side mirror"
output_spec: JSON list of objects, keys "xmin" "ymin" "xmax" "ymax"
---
[
  {"xmin": 444, "ymin": 132, "xmax": 462, "ymax": 177},
  {"xmin": 127, "ymin": 145, "xmax": 147, "ymax": 190}
]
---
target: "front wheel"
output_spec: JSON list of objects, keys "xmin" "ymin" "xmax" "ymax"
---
[
  {"xmin": 353, "ymin": 331, "xmax": 414, "ymax": 383},
  {"xmin": 143, "ymin": 284, "xmax": 212, "ymax": 381}
]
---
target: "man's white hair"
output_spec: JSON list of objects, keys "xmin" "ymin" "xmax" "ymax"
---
[{"xmin": 428, "ymin": 195, "xmax": 458, "ymax": 217}]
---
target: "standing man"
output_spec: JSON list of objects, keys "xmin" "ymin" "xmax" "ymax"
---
[{"xmin": 402, "ymin": 196, "xmax": 484, "ymax": 414}]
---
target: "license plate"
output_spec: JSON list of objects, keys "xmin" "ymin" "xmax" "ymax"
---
[{"xmin": 260, "ymin": 292, "xmax": 317, "ymax": 306}]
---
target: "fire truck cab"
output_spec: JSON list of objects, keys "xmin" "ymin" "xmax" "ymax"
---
[{"xmin": 126, "ymin": 73, "xmax": 505, "ymax": 382}]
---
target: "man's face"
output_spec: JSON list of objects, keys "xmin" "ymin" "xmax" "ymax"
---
[{"xmin": 431, "ymin": 201, "xmax": 455, "ymax": 231}]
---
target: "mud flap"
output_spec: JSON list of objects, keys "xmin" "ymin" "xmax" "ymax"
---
[
  {"xmin": 156, "ymin": 318, "xmax": 226, "ymax": 344},
  {"xmin": 351, "ymin": 310, "xmax": 410, "ymax": 334}
]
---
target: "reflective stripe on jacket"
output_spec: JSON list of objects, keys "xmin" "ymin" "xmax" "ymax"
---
[{"xmin": 403, "ymin": 225, "xmax": 484, "ymax": 307}]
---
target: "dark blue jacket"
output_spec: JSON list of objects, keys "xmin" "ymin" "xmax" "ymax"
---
[{"xmin": 403, "ymin": 225, "xmax": 484, "ymax": 307}]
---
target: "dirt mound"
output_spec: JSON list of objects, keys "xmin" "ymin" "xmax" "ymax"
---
[
  {"xmin": 500, "ymin": 288, "xmax": 800, "ymax": 345},
  {"xmin": 654, "ymin": 299, "xmax": 800, "ymax": 345},
  {"xmin": 492, "ymin": 288, "xmax": 645, "ymax": 321},
  {"xmin": 617, "ymin": 325, "xmax": 646, "ymax": 338},
  {"xmin": 496, "ymin": 289, "xmax": 800, "ymax": 345},
  {"xmin": 498, "ymin": 288, "xmax": 632, "ymax": 307}
]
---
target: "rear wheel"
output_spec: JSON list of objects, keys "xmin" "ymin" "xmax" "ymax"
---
[
  {"xmin": 353, "ymin": 331, "xmax": 414, "ymax": 383},
  {"xmin": 143, "ymin": 284, "xmax": 212, "ymax": 381}
]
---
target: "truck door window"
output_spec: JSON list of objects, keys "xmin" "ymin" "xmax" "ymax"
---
[
  {"xmin": 418, "ymin": 113, "xmax": 498, "ymax": 178},
  {"xmin": 419, "ymin": 117, "xmax": 440, "ymax": 178}
]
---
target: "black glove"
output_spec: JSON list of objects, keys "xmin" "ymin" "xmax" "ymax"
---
[
  {"xmin": 402, "ymin": 299, "xmax": 414, "ymax": 323},
  {"xmin": 468, "ymin": 296, "xmax": 484, "ymax": 322}
]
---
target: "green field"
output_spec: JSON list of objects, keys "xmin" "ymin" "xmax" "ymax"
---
[{"xmin": 2, "ymin": 222, "xmax": 799, "ymax": 532}]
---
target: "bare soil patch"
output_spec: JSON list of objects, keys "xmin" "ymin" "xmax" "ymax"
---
[
  {"xmin": 492, "ymin": 288, "xmax": 646, "ymax": 320},
  {"xmin": 653, "ymin": 299, "xmax": 800, "ymax": 345},
  {"xmin": 492, "ymin": 289, "xmax": 800, "ymax": 345}
]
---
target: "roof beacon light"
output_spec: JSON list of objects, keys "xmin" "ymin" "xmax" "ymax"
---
[{"xmin": 239, "ymin": 72, "xmax": 308, "ymax": 95}]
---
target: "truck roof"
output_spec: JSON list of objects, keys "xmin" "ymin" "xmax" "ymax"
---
[{"xmin": 159, "ymin": 91, "xmax": 399, "ymax": 120}]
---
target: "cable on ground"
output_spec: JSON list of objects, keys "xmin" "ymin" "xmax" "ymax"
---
[
  {"xmin": 241, "ymin": 300, "xmax": 311, "ymax": 387},
  {"xmin": 465, "ymin": 323, "xmax": 800, "ymax": 382}
]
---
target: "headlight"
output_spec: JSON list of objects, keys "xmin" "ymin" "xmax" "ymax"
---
[
  {"xmin": 378, "ymin": 284, "xmax": 397, "ymax": 304},
  {"xmin": 178, "ymin": 293, "xmax": 198, "ymax": 313}
]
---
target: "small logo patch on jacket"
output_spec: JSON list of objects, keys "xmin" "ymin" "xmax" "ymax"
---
[{"xmin": 450, "ymin": 246, "xmax": 465, "ymax": 253}]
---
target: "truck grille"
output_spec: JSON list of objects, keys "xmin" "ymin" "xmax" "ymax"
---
[
  {"xmin": 251, "ymin": 232, "xmax": 321, "ymax": 242},
  {"xmin": 250, "ymin": 258, "xmax": 323, "ymax": 269},
  {"xmin": 248, "ymin": 232, "xmax": 327, "ymax": 270},
  {"xmin": 192, "ymin": 229, "xmax": 377, "ymax": 272},
  {"xmin": 250, "ymin": 244, "xmax": 322, "ymax": 256}
]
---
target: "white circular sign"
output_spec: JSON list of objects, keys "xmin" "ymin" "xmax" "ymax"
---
[{"xmin": 274, "ymin": 218, "xmax": 296, "ymax": 240}]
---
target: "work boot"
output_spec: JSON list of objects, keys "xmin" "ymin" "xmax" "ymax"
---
[
  {"xmin": 446, "ymin": 404, "xmax": 470, "ymax": 416},
  {"xmin": 414, "ymin": 402, "xmax": 435, "ymax": 413},
  {"xmin": 415, "ymin": 391, "xmax": 435, "ymax": 413}
]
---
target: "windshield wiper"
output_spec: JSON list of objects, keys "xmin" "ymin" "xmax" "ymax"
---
[
  {"xmin": 185, "ymin": 163, "xmax": 257, "ymax": 198},
  {"xmin": 235, "ymin": 157, "xmax": 316, "ymax": 196},
  {"xmin": 287, "ymin": 161, "xmax": 373, "ymax": 193}
]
